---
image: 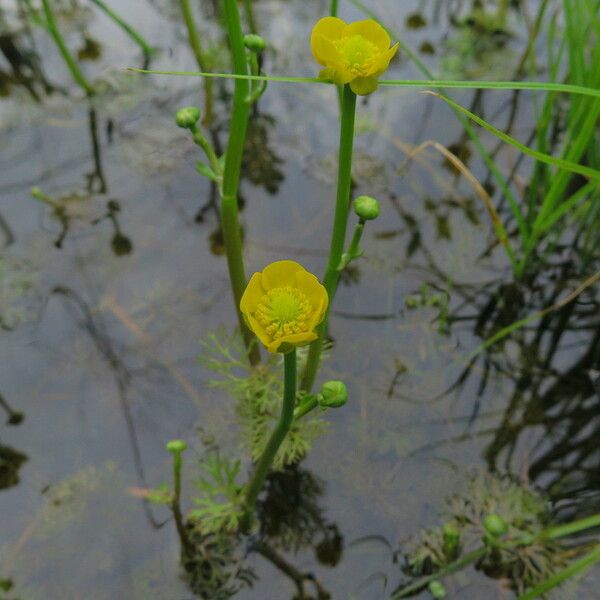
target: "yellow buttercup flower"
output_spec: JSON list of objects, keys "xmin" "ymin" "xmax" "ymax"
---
[
  {"xmin": 240, "ymin": 260, "xmax": 329, "ymax": 353},
  {"xmin": 310, "ymin": 17, "xmax": 399, "ymax": 95}
]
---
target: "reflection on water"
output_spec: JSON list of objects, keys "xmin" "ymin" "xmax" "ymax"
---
[{"xmin": 1, "ymin": 0, "xmax": 599, "ymax": 598}]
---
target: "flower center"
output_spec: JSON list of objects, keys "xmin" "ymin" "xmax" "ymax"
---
[
  {"xmin": 333, "ymin": 35, "xmax": 378, "ymax": 76},
  {"xmin": 255, "ymin": 286, "xmax": 313, "ymax": 339}
]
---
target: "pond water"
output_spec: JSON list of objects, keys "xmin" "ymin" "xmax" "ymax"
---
[{"xmin": 1, "ymin": 0, "xmax": 599, "ymax": 598}]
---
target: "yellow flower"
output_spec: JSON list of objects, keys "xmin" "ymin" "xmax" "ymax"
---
[
  {"xmin": 310, "ymin": 17, "xmax": 399, "ymax": 95},
  {"xmin": 240, "ymin": 260, "xmax": 328, "ymax": 353}
]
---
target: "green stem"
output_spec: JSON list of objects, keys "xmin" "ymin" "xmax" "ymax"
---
[
  {"xmin": 41, "ymin": 0, "xmax": 95, "ymax": 96},
  {"xmin": 293, "ymin": 395, "xmax": 318, "ymax": 420},
  {"xmin": 301, "ymin": 85, "xmax": 356, "ymax": 392},
  {"xmin": 31, "ymin": 187, "xmax": 59, "ymax": 209},
  {"xmin": 339, "ymin": 218, "xmax": 365, "ymax": 270},
  {"xmin": 243, "ymin": 350, "xmax": 297, "ymax": 517},
  {"xmin": 330, "ymin": 0, "xmax": 339, "ymax": 16},
  {"xmin": 89, "ymin": 0, "xmax": 154, "ymax": 56},
  {"xmin": 178, "ymin": 0, "xmax": 214, "ymax": 124},
  {"xmin": 545, "ymin": 512, "xmax": 600, "ymax": 540},
  {"xmin": 392, "ymin": 548, "xmax": 487, "ymax": 598},
  {"xmin": 221, "ymin": 0, "xmax": 260, "ymax": 366},
  {"xmin": 169, "ymin": 449, "xmax": 193, "ymax": 557},
  {"xmin": 243, "ymin": 0, "xmax": 258, "ymax": 34},
  {"xmin": 497, "ymin": 0, "xmax": 509, "ymax": 24},
  {"xmin": 190, "ymin": 124, "xmax": 220, "ymax": 173}
]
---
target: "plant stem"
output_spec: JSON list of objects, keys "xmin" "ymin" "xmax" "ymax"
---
[
  {"xmin": 330, "ymin": 0, "xmax": 339, "ymax": 17},
  {"xmin": 221, "ymin": 0, "xmax": 260, "ymax": 366},
  {"xmin": 190, "ymin": 124, "xmax": 220, "ymax": 173},
  {"xmin": 89, "ymin": 0, "xmax": 154, "ymax": 57},
  {"xmin": 339, "ymin": 218, "xmax": 365, "ymax": 269},
  {"xmin": 293, "ymin": 395, "xmax": 318, "ymax": 420},
  {"xmin": 243, "ymin": 0, "xmax": 258, "ymax": 34},
  {"xmin": 497, "ymin": 0, "xmax": 509, "ymax": 24},
  {"xmin": 41, "ymin": 0, "xmax": 95, "ymax": 96},
  {"xmin": 243, "ymin": 350, "xmax": 297, "ymax": 518},
  {"xmin": 170, "ymin": 450, "xmax": 193, "ymax": 557},
  {"xmin": 178, "ymin": 0, "xmax": 214, "ymax": 124},
  {"xmin": 545, "ymin": 512, "xmax": 600, "ymax": 540},
  {"xmin": 301, "ymin": 85, "xmax": 356, "ymax": 392}
]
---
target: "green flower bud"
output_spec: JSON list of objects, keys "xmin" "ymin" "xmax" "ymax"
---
[
  {"xmin": 353, "ymin": 195, "xmax": 380, "ymax": 221},
  {"xmin": 483, "ymin": 514, "xmax": 508, "ymax": 538},
  {"xmin": 318, "ymin": 380, "xmax": 348, "ymax": 408},
  {"xmin": 175, "ymin": 106, "xmax": 201, "ymax": 129},
  {"xmin": 243, "ymin": 34, "xmax": 267, "ymax": 53},
  {"xmin": 166, "ymin": 439, "xmax": 188, "ymax": 454},
  {"xmin": 442, "ymin": 522, "xmax": 460, "ymax": 557},
  {"xmin": 428, "ymin": 581, "xmax": 447, "ymax": 599}
]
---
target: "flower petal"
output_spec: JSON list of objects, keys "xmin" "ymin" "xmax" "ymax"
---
[
  {"xmin": 319, "ymin": 66, "xmax": 352, "ymax": 85},
  {"xmin": 269, "ymin": 331, "xmax": 318, "ymax": 353},
  {"xmin": 261, "ymin": 260, "xmax": 304, "ymax": 290},
  {"xmin": 246, "ymin": 313, "xmax": 273, "ymax": 349},
  {"xmin": 374, "ymin": 42, "xmax": 399, "ymax": 74},
  {"xmin": 240, "ymin": 272, "xmax": 266, "ymax": 314},
  {"xmin": 295, "ymin": 270, "xmax": 328, "ymax": 306},
  {"xmin": 350, "ymin": 76, "xmax": 379, "ymax": 95},
  {"xmin": 311, "ymin": 17, "xmax": 347, "ymax": 64},
  {"xmin": 344, "ymin": 19, "xmax": 391, "ymax": 51}
]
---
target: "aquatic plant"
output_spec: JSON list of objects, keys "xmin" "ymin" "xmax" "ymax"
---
[
  {"xmin": 396, "ymin": 472, "xmax": 600, "ymax": 598},
  {"xmin": 124, "ymin": 3, "xmax": 600, "ymax": 596},
  {"xmin": 239, "ymin": 260, "xmax": 330, "ymax": 522}
]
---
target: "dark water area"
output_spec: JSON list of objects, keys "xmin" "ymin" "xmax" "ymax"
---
[{"xmin": 1, "ymin": 0, "xmax": 599, "ymax": 598}]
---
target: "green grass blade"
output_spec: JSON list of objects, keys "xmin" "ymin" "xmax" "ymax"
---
[
  {"xmin": 428, "ymin": 92, "xmax": 600, "ymax": 182},
  {"xmin": 127, "ymin": 68, "xmax": 600, "ymax": 99}
]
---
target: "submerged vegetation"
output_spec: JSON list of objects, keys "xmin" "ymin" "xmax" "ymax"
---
[{"xmin": 1, "ymin": 0, "xmax": 599, "ymax": 598}]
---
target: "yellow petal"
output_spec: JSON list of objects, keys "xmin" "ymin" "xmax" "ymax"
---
[
  {"xmin": 240, "ymin": 272, "xmax": 266, "ymax": 314},
  {"xmin": 344, "ymin": 19, "xmax": 391, "ymax": 51},
  {"xmin": 261, "ymin": 260, "xmax": 304, "ymax": 290},
  {"xmin": 311, "ymin": 34, "xmax": 340, "ymax": 67},
  {"xmin": 374, "ymin": 42, "xmax": 399, "ymax": 74},
  {"xmin": 332, "ymin": 66, "xmax": 356, "ymax": 85},
  {"xmin": 246, "ymin": 313, "xmax": 273, "ymax": 349},
  {"xmin": 295, "ymin": 270, "xmax": 328, "ymax": 306},
  {"xmin": 350, "ymin": 76, "xmax": 379, "ymax": 95},
  {"xmin": 311, "ymin": 17, "xmax": 347, "ymax": 64},
  {"xmin": 307, "ymin": 294, "xmax": 328, "ymax": 330},
  {"xmin": 269, "ymin": 331, "xmax": 318, "ymax": 353}
]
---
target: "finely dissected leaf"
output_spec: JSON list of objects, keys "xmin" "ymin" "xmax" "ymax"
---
[
  {"xmin": 199, "ymin": 330, "xmax": 327, "ymax": 470},
  {"xmin": 146, "ymin": 483, "xmax": 172, "ymax": 505},
  {"xmin": 191, "ymin": 453, "xmax": 244, "ymax": 534}
]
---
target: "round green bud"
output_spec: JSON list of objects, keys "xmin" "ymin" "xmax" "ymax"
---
[
  {"xmin": 428, "ymin": 581, "xmax": 447, "ymax": 599},
  {"xmin": 243, "ymin": 34, "xmax": 267, "ymax": 53},
  {"xmin": 483, "ymin": 514, "xmax": 508, "ymax": 538},
  {"xmin": 442, "ymin": 522, "xmax": 460, "ymax": 556},
  {"xmin": 318, "ymin": 380, "xmax": 348, "ymax": 408},
  {"xmin": 166, "ymin": 439, "xmax": 188, "ymax": 454},
  {"xmin": 175, "ymin": 106, "xmax": 201, "ymax": 129},
  {"xmin": 353, "ymin": 195, "xmax": 380, "ymax": 221}
]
